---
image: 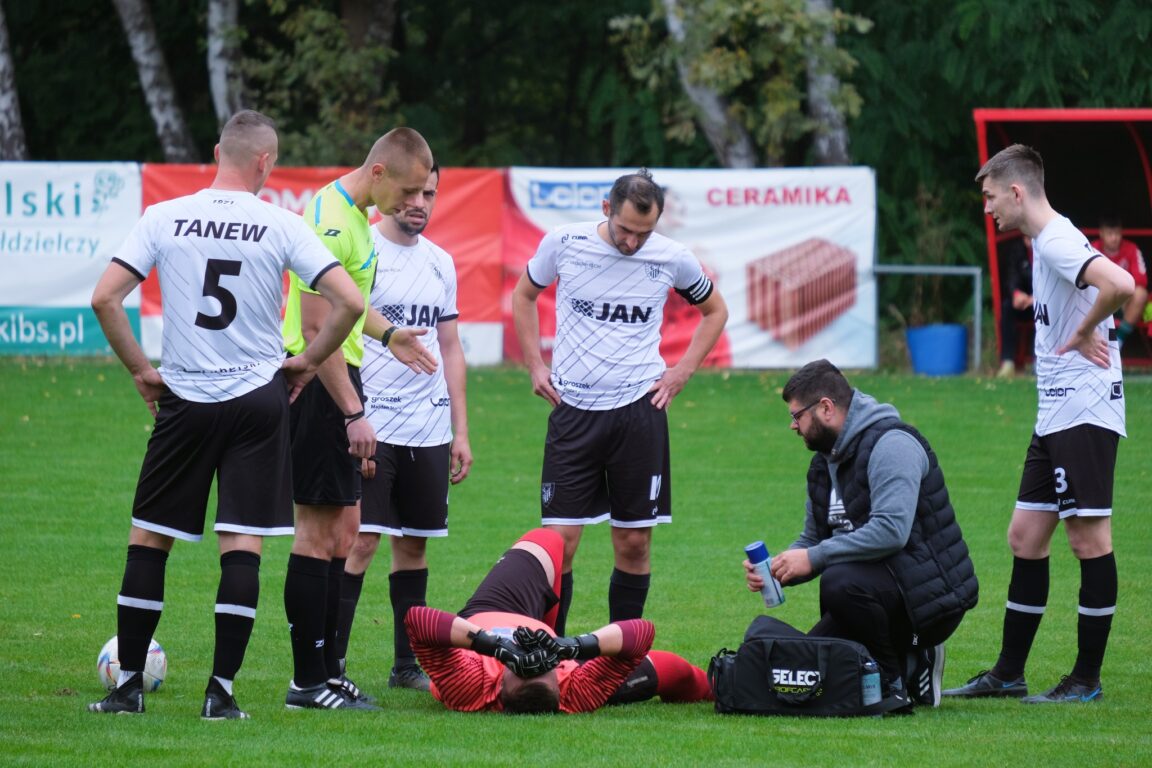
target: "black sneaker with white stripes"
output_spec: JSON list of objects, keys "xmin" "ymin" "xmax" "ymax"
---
[
  {"xmin": 908, "ymin": 642, "xmax": 946, "ymax": 707},
  {"xmin": 286, "ymin": 682, "xmax": 380, "ymax": 710},
  {"xmin": 88, "ymin": 672, "xmax": 144, "ymax": 714},
  {"xmin": 328, "ymin": 674, "xmax": 376, "ymax": 705}
]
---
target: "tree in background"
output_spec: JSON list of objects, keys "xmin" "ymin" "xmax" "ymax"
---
[
  {"xmin": 111, "ymin": 0, "xmax": 198, "ymax": 162},
  {"xmin": 0, "ymin": 0, "xmax": 26, "ymax": 160},
  {"xmin": 207, "ymin": 0, "xmax": 245, "ymax": 127},
  {"xmin": 241, "ymin": 0, "xmax": 398, "ymax": 165},
  {"xmin": 609, "ymin": 0, "xmax": 871, "ymax": 167}
]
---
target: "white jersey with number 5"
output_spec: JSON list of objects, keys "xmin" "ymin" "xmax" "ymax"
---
[
  {"xmin": 361, "ymin": 231, "xmax": 459, "ymax": 447},
  {"xmin": 112, "ymin": 188, "xmax": 338, "ymax": 403},
  {"xmin": 525, "ymin": 221, "xmax": 713, "ymax": 411},
  {"xmin": 1030, "ymin": 215, "xmax": 1126, "ymax": 437}
]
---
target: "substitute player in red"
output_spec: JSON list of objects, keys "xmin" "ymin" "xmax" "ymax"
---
[
  {"xmin": 406, "ymin": 528, "xmax": 712, "ymax": 713},
  {"xmin": 511, "ymin": 169, "xmax": 728, "ymax": 634},
  {"xmin": 946, "ymin": 144, "xmax": 1134, "ymax": 704},
  {"xmin": 88, "ymin": 110, "xmax": 364, "ymax": 719},
  {"xmin": 1090, "ymin": 215, "xmax": 1148, "ymax": 348}
]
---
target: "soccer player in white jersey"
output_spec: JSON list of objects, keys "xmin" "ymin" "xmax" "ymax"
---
[
  {"xmin": 88, "ymin": 110, "xmax": 364, "ymax": 719},
  {"xmin": 944, "ymin": 144, "xmax": 1135, "ymax": 704},
  {"xmin": 333, "ymin": 164, "xmax": 472, "ymax": 693},
  {"xmin": 512, "ymin": 168, "xmax": 729, "ymax": 632}
]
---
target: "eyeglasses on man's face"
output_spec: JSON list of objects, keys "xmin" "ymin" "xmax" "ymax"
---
[{"xmin": 789, "ymin": 399, "xmax": 827, "ymax": 425}]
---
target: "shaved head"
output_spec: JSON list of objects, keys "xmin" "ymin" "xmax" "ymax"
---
[
  {"xmin": 218, "ymin": 110, "xmax": 278, "ymax": 164},
  {"xmin": 366, "ymin": 127, "xmax": 433, "ymax": 179}
]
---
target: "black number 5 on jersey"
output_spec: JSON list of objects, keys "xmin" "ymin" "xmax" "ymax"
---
[{"xmin": 195, "ymin": 258, "xmax": 243, "ymax": 331}]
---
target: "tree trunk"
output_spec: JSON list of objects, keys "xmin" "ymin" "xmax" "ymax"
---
[
  {"xmin": 111, "ymin": 0, "xmax": 198, "ymax": 162},
  {"xmin": 0, "ymin": 2, "xmax": 28, "ymax": 160},
  {"xmin": 341, "ymin": 0, "xmax": 397, "ymax": 112},
  {"xmin": 207, "ymin": 0, "xmax": 245, "ymax": 128},
  {"xmin": 660, "ymin": 0, "xmax": 757, "ymax": 168},
  {"xmin": 806, "ymin": 0, "xmax": 850, "ymax": 165}
]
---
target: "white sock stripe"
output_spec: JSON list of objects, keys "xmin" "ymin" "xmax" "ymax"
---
[
  {"xmin": 117, "ymin": 595, "xmax": 163, "ymax": 612},
  {"xmin": 1079, "ymin": 605, "xmax": 1116, "ymax": 617},
  {"xmin": 1006, "ymin": 600, "xmax": 1046, "ymax": 615},
  {"xmin": 215, "ymin": 603, "xmax": 257, "ymax": 619}
]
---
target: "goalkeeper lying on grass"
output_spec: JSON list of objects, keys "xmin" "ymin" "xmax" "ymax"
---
[{"xmin": 405, "ymin": 528, "xmax": 712, "ymax": 713}]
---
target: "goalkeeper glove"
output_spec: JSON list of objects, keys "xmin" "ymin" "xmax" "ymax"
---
[
  {"xmin": 514, "ymin": 627, "xmax": 600, "ymax": 661},
  {"xmin": 469, "ymin": 629, "xmax": 556, "ymax": 678}
]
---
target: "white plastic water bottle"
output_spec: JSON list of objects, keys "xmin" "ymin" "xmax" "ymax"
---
[
  {"xmin": 861, "ymin": 658, "xmax": 882, "ymax": 706},
  {"xmin": 744, "ymin": 541, "xmax": 785, "ymax": 608}
]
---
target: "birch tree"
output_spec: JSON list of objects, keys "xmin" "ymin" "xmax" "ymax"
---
[
  {"xmin": 611, "ymin": 0, "xmax": 870, "ymax": 167},
  {"xmin": 805, "ymin": 0, "xmax": 849, "ymax": 164},
  {"xmin": 111, "ymin": 0, "xmax": 197, "ymax": 161},
  {"xmin": 0, "ymin": 1, "xmax": 27, "ymax": 160},
  {"xmin": 207, "ymin": 0, "xmax": 245, "ymax": 127},
  {"xmin": 659, "ymin": 0, "xmax": 756, "ymax": 168}
]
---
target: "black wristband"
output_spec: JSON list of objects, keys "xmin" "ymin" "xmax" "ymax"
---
[
  {"xmin": 343, "ymin": 409, "xmax": 365, "ymax": 425},
  {"xmin": 381, "ymin": 325, "xmax": 397, "ymax": 347}
]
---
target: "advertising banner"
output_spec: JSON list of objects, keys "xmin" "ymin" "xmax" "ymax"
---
[
  {"xmin": 502, "ymin": 166, "xmax": 877, "ymax": 369},
  {"xmin": 138, "ymin": 164, "xmax": 505, "ymax": 363},
  {"xmin": 0, "ymin": 162, "xmax": 141, "ymax": 354}
]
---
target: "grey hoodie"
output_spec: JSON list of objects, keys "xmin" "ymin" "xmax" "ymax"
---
[{"xmin": 791, "ymin": 389, "xmax": 929, "ymax": 574}]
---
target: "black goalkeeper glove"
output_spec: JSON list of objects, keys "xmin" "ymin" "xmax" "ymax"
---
[
  {"xmin": 514, "ymin": 627, "xmax": 600, "ymax": 661},
  {"xmin": 468, "ymin": 629, "xmax": 557, "ymax": 678}
]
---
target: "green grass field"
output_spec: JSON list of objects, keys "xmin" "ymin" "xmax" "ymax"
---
[{"xmin": 1, "ymin": 359, "xmax": 1149, "ymax": 766}]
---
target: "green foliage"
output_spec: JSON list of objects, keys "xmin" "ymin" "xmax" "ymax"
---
[
  {"xmin": 610, "ymin": 0, "xmax": 873, "ymax": 165},
  {"xmin": 388, "ymin": 0, "xmax": 713, "ymax": 167},
  {"xmin": 241, "ymin": 1, "xmax": 399, "ymax": 166},
  {"xmin": 5, "ymin": 0, "xmax": 216, "ymax": 161},
  {"xmin": 840, "ymin": 0, "xmax": 1152, "ymax": 329},
  {"xmin": 2, "ymin": 360, "xmax": 1151, "ymax": 765}
]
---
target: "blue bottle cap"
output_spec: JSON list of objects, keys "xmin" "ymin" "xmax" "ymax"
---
[{"xmin": 744, "ymin": 540, "xmax": 768, "ymax": 563}]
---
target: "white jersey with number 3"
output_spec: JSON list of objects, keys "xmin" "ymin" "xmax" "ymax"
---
[
  {"xmin": 113, "ymin": 188, "xmax": 338, "ymax": 403},
  {"xmin": 1030, "ymin": 215, "xmax": 1126, "ymax": 437}
]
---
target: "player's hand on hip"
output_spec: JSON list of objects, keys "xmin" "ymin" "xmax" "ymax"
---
[
  {"xmin": 280, "ymin": 355, "xmax": 317, "ymax": 404},
  {"xmin": 390, "ymin": 328, "xmax": 439, "ymax": 375},
  {"xmin": 649, "ymin": 366, "xmax": 690, "ymax": 410},
  {"xmin": 529, "ymin": 364, "xmax": 560, "ymax": 406},
  {"xmin": 345, "ymin": 417, "xmax": 377, "ymax": 459},
  {"xmin": 1057, "ymin": 328, "xmax": 1111, "ymax": 368},
  {"xmin": 132, "ymin": 367, "xmax": 168, "ymax": 417}
]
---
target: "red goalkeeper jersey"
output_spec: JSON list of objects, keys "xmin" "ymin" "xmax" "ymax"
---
[{"xmin": 405, "ymin": 607, "xmax": 655, "ymax": 713}]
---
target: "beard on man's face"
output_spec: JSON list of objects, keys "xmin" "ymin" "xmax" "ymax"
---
[{"xmin": 801, "ymin": 420, "xmax": 838, "ymax": 454}]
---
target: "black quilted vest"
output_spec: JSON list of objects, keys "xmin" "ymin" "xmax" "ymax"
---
[{"xmin": 806, "ymin": 417, "xmax": 979, "ymax": 633}]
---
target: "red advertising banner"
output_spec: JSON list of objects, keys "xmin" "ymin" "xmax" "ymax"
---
[{"xmin": 138, "ymin": 165, "xmax": 506, "ymax": 360}]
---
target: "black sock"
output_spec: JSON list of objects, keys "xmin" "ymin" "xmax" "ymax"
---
[
  {"xmin": 1072, "ymin": 552, "xmax": 1117, "ymax": 683},
  {"xmin": 117, "ymin": 545, "xmax": 169, "ymax": 674},
  {"xmin": 389, "ymin": 568, "xmax": 428, "ymax": 667},
  {"xmin": 212, "ymin": 550, "xmax": 260, "ymax": 682},
  {"xmin": 608, "ymin": 568, "xmax": 650, "ymax": 622},
  {"xmin": 994, "ymin": 556, "xmax": 1049, "ymax": 680},
  {"xmin": 334, "ymin": 569, "xmax": 365, "ymax": 664},
  {"xmin": 555, "ymin": 571, "xmax": 574, "ymax": 636},
  {"xmin": 284, "ymin": 553, "xmax": 329, "ymax": 688},
  {"xmin": 324, "ymin": 557, "xmax": 346, "ymax": 680}
]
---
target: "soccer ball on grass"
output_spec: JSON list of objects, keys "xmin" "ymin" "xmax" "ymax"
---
[{"xmin": 96, "ymin": 636, "xmax": 167, "ymax": 692}]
